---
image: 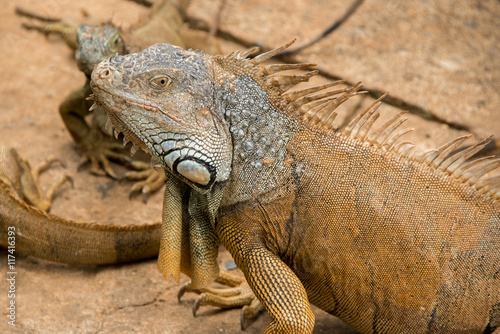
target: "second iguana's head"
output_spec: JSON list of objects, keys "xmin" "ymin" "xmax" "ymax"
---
[
  {"xmin": 90, "ymin": 43, "xmax": 233, "ymax": 191},
  {"xmin": 75, "ymin": 24, "xmax": 125, "ymax": 77}
]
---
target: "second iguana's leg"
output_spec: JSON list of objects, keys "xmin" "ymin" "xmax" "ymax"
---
[
  {"xmin": 60, "ymin": 82, "xmax": 131, "ymax": 178},
  {"xmin": 30, "ymin": 154, "xmax": 72, "ymax": 205},
  {"xmin": 4, "ymin": 148, "xmax": 71, "ymax": 212},
  {"xmin": 31, "ymin": 154, "xmax": 61, "ymax": 184}
]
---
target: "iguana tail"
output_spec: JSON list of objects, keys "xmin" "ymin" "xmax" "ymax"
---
[{"xmin": 0, "ymin": 177, "xmax": 161, "ymax": 265}]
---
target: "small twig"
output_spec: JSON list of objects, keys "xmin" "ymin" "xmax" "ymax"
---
[
  {"xmin": 278, "ymin": 0, "xmax": 364, "ymax": 56},
  {"xmin": 209, "ymin": 0, "xmax": 227, "ymax": 38}
]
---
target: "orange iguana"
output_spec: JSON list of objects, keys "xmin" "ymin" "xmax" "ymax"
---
[{"xmin": 90, "ymin": 41, "xmax": 500, "ymax": 333}]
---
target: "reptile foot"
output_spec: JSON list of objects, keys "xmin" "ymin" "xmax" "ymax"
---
[
  {"xmin": 0, "ymin": 147, "xmax": 71, "ymax": 211},
  {"xmin": 125, "ymin": 160, "xmax": 166, "ymax": 202},
  {"xmin": 177, "ymin": 271, "xmax": 264, "ymax": 329},
  {"xmin": 79, "ymin": 140, "xmax": 131, "ymax": 179}
]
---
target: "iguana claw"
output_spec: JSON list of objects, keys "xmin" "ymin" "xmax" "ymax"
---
[
  {"xmin": 177, "ymin": 283, "xmax": 189, "ymax": 302},
  {"xmin": 126, "ymin": 160, "xmax": 166, "ymax": 202},
  {"xmin": 176, "ymin": 272, "xmax": 263, "ymax": 327},
  {"xmin": 240, "ymin": 306, "xmax": 247, "ymax": 331},
  {"xmin": 193, "ymin": 298, "xmax": 201, "ymax": 317},
  {"xmin": 240, "ymin": 299, "xmax": 264, "ymax": 330}
]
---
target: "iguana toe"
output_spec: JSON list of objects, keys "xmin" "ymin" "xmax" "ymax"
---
[
  {"xmin": 79, "ymin": 140, "xmax": 131, "ymax": 179},
  {"xmin": 177, "ymin": 282, "xmax": 191, "ymax": 303},
  {"xmin": 125, "ymin": 164, "xmax": 166, "ymax": 202},
  {"xmin": 193, "ymin": 297, "xmax": 201, "ymax": 317},
  {"xmin": 177, "ymin": 273, "xmax": 261, "ymax": 323},
  {"xmin": 241, "ymin": 299, "xmax": 265, "ymax": 331}
]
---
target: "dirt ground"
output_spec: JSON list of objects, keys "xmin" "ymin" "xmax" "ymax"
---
[{"xmin": 0, "ymin": 0, "xmax": 499, "ymax": 333}]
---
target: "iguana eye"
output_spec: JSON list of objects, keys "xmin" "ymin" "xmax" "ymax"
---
[
  {"xmin": 109, "ymin": 34, "xmax": 122, "ymax": 51},
  {"xmin": 150, "ymin": 75, "xmax": 172, "ymax": 89}
]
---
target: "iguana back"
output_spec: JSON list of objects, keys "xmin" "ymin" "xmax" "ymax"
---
[
  {"xmin": 215, "ymin": 81, "xmax": 500, "ymax": 332},
  {"xmin": 259, "ymin": 124, "xmax": 500, "ymax": 332}
]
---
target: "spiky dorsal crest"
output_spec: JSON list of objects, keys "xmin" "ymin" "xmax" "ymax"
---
[
  {"xmin": 214, "ymin": 41, "xmax": 500, "ymax": 201},
  {"xmin": 212, "ymin": 39, "xmax": 365, "ymax": 124},
  {"xmin": 331, "ymin": 95, "xmax": 499, "ymax": 200},
  {"xmin": 329, "ymin": 99, "xmax": 499, "ymax": 200}
]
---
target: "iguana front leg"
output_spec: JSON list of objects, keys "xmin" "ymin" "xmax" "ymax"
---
[
  {"xmin": 60, "ymin": 82, "xmax": 131, "ymax": 178},
  {"xmin": 217, "ymin": 215, "xmax": 315, "ymax": 334},
  {"xmin": 158, "ymin": 175, "xmax": 263, "ymax": 326}
]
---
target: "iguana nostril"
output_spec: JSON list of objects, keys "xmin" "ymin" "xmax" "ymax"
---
[{"xmin": 100, "ymin": 69, "xmax": 111, "ymax": 78}]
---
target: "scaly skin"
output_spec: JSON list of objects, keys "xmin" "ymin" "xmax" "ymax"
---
[
  {"xmin": 0, "ymin": 147, "xmax": 161, "ymax": 264},
  {"xmin": 17, "ymin": 1, "xmax": 220, "ymax": 195},
  {"xmin": 91, "ymin": 42, "xmax": 500, "ymax": 333},
  {"xmin": 60, "ymin": 24, "xmax": 132, "ymax": 179}
]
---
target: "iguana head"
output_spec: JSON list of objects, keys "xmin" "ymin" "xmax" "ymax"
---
[
  {"xmin": 90, "ymin": 43, "xmax": 232, "ymax": 192},
  {"xmin": 90, "ymin": 41, "xmax": 364, "ymax": 195},
  {"xmin": 75, "ymin": 24, "xmax": 125, "ymax": 77}
]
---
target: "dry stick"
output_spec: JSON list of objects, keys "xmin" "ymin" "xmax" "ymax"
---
[
  {"xmin": 278, "ymin": 0, "xmax": 365, "ymax": 56},
  {"xmin": 209, "ymin": 0, "xmax": 227, "ymax": 38}
]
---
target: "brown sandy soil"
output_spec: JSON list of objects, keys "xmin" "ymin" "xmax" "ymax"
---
[{"xmin": 0, "ymin": 0, "xmax": 498, "ymax": 333}]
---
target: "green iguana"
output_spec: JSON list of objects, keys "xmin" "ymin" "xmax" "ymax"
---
[{"xmin": 90, "ymin": 41, "xmax": 500, "ymax": 333}]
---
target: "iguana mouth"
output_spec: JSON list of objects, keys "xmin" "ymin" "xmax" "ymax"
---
[
  {"xmin": 127, "ymin": 100, "xmax": 186, "ymax": 125},
  {"xmin": 106, "ymin": 110, "xmax": 149, "ymax": 154}
]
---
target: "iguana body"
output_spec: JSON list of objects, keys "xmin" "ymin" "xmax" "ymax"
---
[{"xmin": 91, "ymin": 42, "xmax": 500, "ymax": 333}]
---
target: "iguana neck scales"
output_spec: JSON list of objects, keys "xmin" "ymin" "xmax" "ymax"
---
[{"xmin": 90, "ymin": 42, "xmax": 500, "ymax": 333}]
